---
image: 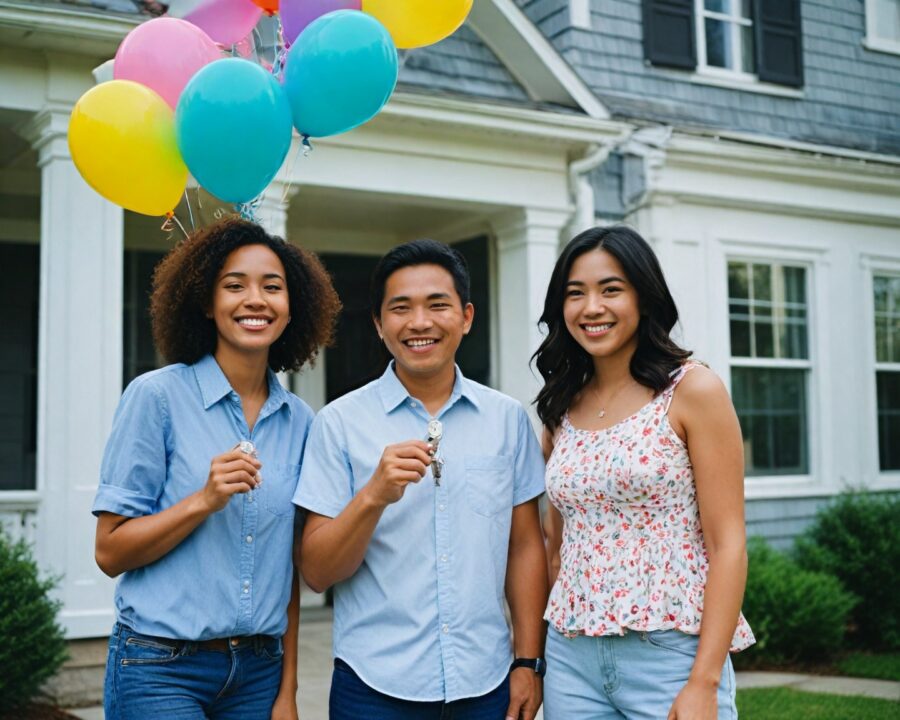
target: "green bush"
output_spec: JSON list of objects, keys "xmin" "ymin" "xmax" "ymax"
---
[
  {"xmin": 795, "ymin": 492, "xmax": 900, "ymax": 650},
  {"xmin": 0, "ymin": 533, "xmax": 68, "ymax": 710},
  {"xmin": 738, "ymin": 538, "xmax": 857, "ymax": 666}
]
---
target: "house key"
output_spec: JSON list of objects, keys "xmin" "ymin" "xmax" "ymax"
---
[
  {"xmin": 235, "ymin": 440, "xmax": 262, "ymax": 489},
  {"xmin": 425, "ymin": 419, "xmax": 444, "ymax": 486}
]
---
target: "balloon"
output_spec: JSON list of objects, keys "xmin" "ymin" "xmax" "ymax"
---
[
  {"xmin": 283, "ymin": 10, "xmax": 397, "ymax": 138},
  {"xmin": 361, "ymin": 0, "xmax": 473, "ymax": 49},
  {"xmin": 183, "ymin": 0, "xmax": 262, "ymax": 46},
  {"xmin": 281, "ymin": 0, "xmax": 361, "ymax": 46},
  {"xmin": 114, "ymin": 17, "xmax": 220, "ymax": 109},
  {"xmin": 250, "ymin": 0, "xmax": 279, "ymax": 12},
  {"xmin": 176, "ymin": 58, "xmax": 293, "ymax": 203},
  {"xmin": 68, "ymin": 81, "xmax": 187, "ymax": 216}
]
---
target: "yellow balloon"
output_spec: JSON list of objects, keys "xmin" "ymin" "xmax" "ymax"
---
[
  {"xmin": 68, "ymin": 80, "xmax": 188, "ymax": 217},
  {"xmin": 362, "ymin": 0, "xmax": 473, "ymax": 49}
]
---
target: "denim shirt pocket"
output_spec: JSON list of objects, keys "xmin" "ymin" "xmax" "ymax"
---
[
  {"xmin": 463, "ymin": 455, "xmax": 513, "ymax": 519},
  {"xmin": 263, "ymin": 463, "xmax": 300, "ymax": 518}
]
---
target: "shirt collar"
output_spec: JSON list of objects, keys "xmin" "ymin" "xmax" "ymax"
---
[
  {"xmin": 376, "ymin": 361, "xmax": 481, "ymax": 414},
  {"xmin": 193, "ymin": 354, "xmax": 291, "ymax": 414}
]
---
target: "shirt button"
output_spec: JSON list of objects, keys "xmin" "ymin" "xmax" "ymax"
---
[
  {"xmin": 247, "ymin": 493, "xmax": 254, "ymax": 503},
  {"xmin": 410, "ymin": 400, "xmax": 418, "ymax": 407},
  {"xmin": 442, "ymin": 624, "xmax": 449, "ymax": 634},
  {"xmin": 440, "ymin": 554, "xmax": 448, "ymax": 563},
  {"xmin": 246, "ymin": 535, "xmax": 253, "ymax": 544},
  {"xmin": 438, "ymin": 504, "xmax": 445, "ymax": 511}
]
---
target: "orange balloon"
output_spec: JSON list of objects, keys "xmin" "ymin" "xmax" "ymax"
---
[{"xmin": 250, "ymin": 0, "xmax": 279, "ymax": 13}]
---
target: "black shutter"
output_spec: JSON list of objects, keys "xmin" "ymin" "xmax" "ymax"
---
[
  {"xmin": 642, "ymin": 0, "xmax": 696, "ymax": 70},
  {"xmin": 753, "ymin": 0, "xmax": 803, "ymax": 87}
]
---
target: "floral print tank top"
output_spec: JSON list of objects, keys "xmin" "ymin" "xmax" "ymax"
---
[{"xmin": 544, "ymin": 364, "xmax": 755, "ymax": 651}]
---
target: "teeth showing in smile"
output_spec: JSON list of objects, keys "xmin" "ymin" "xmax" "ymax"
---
[
  {"xmin": 238, "ymin": 318, "xmax": 269, "ymax": 328},
  {"xmin": 406, "ymin": 339, "xmax": 436, "ymax": 347},
  {"xmin": 584, "ymin": 323, "xmax": 614, "ymax": 333}
]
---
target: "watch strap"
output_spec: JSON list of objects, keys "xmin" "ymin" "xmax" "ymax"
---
[{"xmin": 510, "ymin": 657, "xmax": 546, "ymax": 677}]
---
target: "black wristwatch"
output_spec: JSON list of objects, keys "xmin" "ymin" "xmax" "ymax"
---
[{"xmin": 510, "ymin": 657, "xmax": 546, "ymax": 677}]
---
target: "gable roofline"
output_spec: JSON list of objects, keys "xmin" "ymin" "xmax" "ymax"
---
[{"xmin": 468, "ymin": 0, "xmax": 609, "ymax": 119}]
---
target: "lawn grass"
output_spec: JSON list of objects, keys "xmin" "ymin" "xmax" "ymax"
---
[
  {"xmin": 837, "ymin": 652, "xmax": 900, "ymax": 682},
  {"xmin": 735, "ymin": 688, "xmax": 899, "ymax": 719}
]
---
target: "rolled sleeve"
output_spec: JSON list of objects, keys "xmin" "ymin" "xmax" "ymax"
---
[
  {"xmin": 512, "ymin": 406, "xmax": 545, "ymax": 506},
  {"xmin": 92, "ymin": 378, "xmax": 169, "ymax": 517},
  {"xmin": 294, "ymin": 408, "xmax": 353, "ymax": 519}
]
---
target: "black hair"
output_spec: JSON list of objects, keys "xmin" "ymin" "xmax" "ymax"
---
[
  {"xmin": 532, "ymin": 225, "xmax": 692, "ymax": 431},
  {"xmin": 151, "ymin": 216, "xmax": 341, "ymax": 373},
  {"xmin": 370, "ymin": 239, "xmax": 471, "ymax": 315}
]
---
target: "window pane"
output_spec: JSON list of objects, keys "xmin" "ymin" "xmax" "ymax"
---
[
  {"xmin": 877, "ymin": 371, "xmax": 900, "ymax": 470},
  {"xmin": 123, "ymin": 250, "xmax": 166, "ymax": 387},
  {"xmin": 740, "ymin": 0, "xmax": 753, "ymax": 19},
  {"xmin": 705, "ymin": 18, "xmax": 729, "ymax": 67},
  {"xmin": 873, "ymin": 275, "xmax": 900, "ymax": 364},
  {"xmin": 874, "ymin": 0, "xmax": 900, "ymax": 44},
  {"xmin": 732, "ymin": 367, "xmax": 809, "ymax": 476},
  {"xmin": 752, "ymin": 263, "xmax": 772, "ymax": 301},
  {"xmin": 754, "ymin": 319, "xmax": 774, "ymax": 357},
  {"xmin": 741, "ymin": 24, "xmax": 756, "ymax": 73},
  {"xmin": 728, "ymin": 262, "xmax": 749, "ymax": 299},
  {"xmin": 730, "ymin": 319, "xmax": 751, "ymax": 356},
  {"xmin": 705, "ymin": 0, "xmax": 728, "ymax": 13}
]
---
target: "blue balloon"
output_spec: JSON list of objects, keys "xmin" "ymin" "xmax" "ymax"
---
[
  {"xmin": 283, "ymin": 10, "xmax": 398, "ymax": 138},
  {"xmin": 176, "ymin": 58, "xmax": 293, "ymax": 204}
]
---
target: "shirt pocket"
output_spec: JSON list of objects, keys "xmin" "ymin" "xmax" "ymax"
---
[
  {"xmin": 263, "ymin": 463, "xmax": 300, "ymax": 519},
  {"xmin": 463, "ymin": 455, "xmax": 513, "ymax": 519}
]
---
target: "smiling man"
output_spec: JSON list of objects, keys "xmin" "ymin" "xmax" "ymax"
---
[{"xmin": 295, "ymin": 240, "xmax": 549, "ymax": 720}]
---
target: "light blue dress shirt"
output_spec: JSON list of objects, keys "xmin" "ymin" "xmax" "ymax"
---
[
  {"xmin": 294, "ymin": 363, "xmax": 545, "ymax": 702},
  {"xmin": 92, "ymin": 354, "xmax": 312, "ymax": 640}
]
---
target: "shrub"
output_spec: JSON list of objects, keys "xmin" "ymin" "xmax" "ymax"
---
[
  {"xmin": 737, "ymin": 537, "xmax": 857, "ymax": 666},
  {"xmin": 0, "ymin": 533, "xmax": 68, "ymax": 711},
  {"xmin": 795, "ymin": 492, "xmax": 900, "ymax": 650}
]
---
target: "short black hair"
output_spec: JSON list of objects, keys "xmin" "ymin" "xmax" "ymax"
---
[
  {"xmin": 151, "ymin": 217, "xmax": 341, "ymax": 372},
  {"xmin": 370, "ymin": 239, "xmax": 471, "ymax": 315}
]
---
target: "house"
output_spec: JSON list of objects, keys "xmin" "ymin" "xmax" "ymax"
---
[{"xmin": 0, "ymin": 0, "xmax": 897, "ymax": 666}]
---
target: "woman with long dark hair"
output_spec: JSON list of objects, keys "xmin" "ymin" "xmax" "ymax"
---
[{"xmin": 535, "ymin": 226, "xmax": 754, "ymax": 719}]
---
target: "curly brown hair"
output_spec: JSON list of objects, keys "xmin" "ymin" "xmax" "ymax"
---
[{"xmin": 150, "ymin": 217, "xmax": 341, "ymax": 372}]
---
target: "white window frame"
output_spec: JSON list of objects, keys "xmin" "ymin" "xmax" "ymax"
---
[
  {"xmin": 861, "ymin": 254, "xmax": 900, "ymax": 488},
  {"xmin": 695, "ymin": 0, "xmax": 756, "ymax": 81},
  {"xmin": 864, "ymin": 0, "xmax": 900, "ymax": 56},
  {"xmin": 712, "ymin": 238, "xmax": 832, "ymax": 500}
]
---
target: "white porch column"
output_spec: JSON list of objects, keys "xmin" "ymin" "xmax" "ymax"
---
[
  {"xmin": 22, "ymin": 107, "xmax": 123, "ymax": 638},
  {"xmin": 492, "ymin": 208, "xmax": 569, "ymax": 417}
]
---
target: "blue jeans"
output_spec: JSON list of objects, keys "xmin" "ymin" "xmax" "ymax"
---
[
  {"xmin": 544, "ymin": 628, "xmax": 737, "ymax": 719},
  {"xmin": 104, "ymin": 623, "xmax": 284, "ymax": 720},
  {"xmin": 330, "ymin": 658, "xmax": 510, "ymax": 720}
]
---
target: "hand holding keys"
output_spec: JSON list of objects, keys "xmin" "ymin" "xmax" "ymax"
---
[{"xmin": 425, "ymin": 419, "xmax": 444, "ymax": 486}]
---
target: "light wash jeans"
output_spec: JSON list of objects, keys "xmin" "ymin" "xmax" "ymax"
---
[
  {"xmin": 104, "ymin": 623, "xmax": 283, "ymax": 720},
  {"xmin": 544, "ymin": 628, "xmax": 737, "ymax": 719}
]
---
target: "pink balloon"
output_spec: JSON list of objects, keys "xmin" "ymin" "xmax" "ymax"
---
[
  {"xmin": 183, "ymin": 0, "xmax": 263, "ymax": 46},
  {"xmin": 281, "ymin": 0, "xmax": 361, "ymax": 46},
  {"xmin": 114, "ymin": 18, "xmax": 221, "ymax": 109}
]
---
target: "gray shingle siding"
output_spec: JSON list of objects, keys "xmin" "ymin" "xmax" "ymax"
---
[
  {"xmin": 398, "ymin": 25, "xmax": 530, "ymax": 103},
  {"xmin": 518, "ymin": 0, "xmax": 900, "ymax": 155}
]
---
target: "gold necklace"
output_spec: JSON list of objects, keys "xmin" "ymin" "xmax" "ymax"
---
[{"xmin": 593, "ymin": 378, "xmax": 637, "ymax": 418}]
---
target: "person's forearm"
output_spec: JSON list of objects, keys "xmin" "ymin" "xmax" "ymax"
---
[
  {"xmin": 95, "ymin": 492, "xmax": 213, "ymax": 577},
  {"xmin": 690, "ymin": 543, "xmax": 747, "ymax": 686},
  {"xmin": 299, "ymin": 488, "xmax": 386, "ymax": 592},
  {"xmin": 506, "ymin": 519, "xmax": 550, "ymax": 658},
  {"xmin": 278, "ymin": 570, "xmax": 300, "ymax": 698}
]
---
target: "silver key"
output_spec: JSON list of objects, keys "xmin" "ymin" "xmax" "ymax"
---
[
  {"xmin": 235, "ymin": 440, "xmax": 262, "ymax": 486},
  {"xmin": 425, "ymin": 419, "xmax": 443, "ymax": 486}
]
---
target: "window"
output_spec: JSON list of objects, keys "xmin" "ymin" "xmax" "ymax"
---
[
  {"xmin": 728, "ymin": 261, "xmax": 810, "ymax": 476},
  {"xmin": 123, "ymin": 249, "xmax": 166, "ymax": 388},
  {"xmin": 0, "ymin": 243, "xmax": 39, "ymax": 491},
  {"xmin": 874, "ymin": 275, "xmax": 900, "ymax": 471},
  {"xmin": 642, "ymin": 0, "xmax": 803, "ymax": 87},
  {"xmin": 865, "ymin": 0, "xmax": 900, "ymax": 54},
  {"xmin": 698, "ymin": 0, "xmax": 756, "ymax": 75}
]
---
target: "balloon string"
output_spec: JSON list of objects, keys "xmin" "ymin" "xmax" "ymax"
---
[
  {"xmin": 170, "ymin": 212, "xmax": 189, "ymax": 239},
  {"xmin": 398, "ymin": 49, "xmax": 411, "ymax": 69},
  {"xmin": 237, "ymin": 196, "xmax": 263, "ymax": 223},
  {"xmin": 184, "ymin": 190, "xmax": 196, "ymax": 231},
  {"xmin": 279, "ymin": 137, "xmax": 309, "ymax": 204},
  {"xmin": 196, "ymin": 185, "xmax": 203, "ymax": 210}
]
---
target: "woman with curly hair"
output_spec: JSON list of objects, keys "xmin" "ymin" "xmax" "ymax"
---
[
  {"xmin": 535, "ymin": 226, "xmax": 754, "ymax": 719},
  {"xmin": 92, "ymin": 217, "xmax": 340, "ymax": 720}
]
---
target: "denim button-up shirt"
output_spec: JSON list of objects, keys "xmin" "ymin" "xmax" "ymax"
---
[
  {"xmin": 294, "ymin": 364, "xmax": 545, "ymax": 702},
  {"xmin": 92, "ymin": 354, "xmax": 312, "ymax": 640}
]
